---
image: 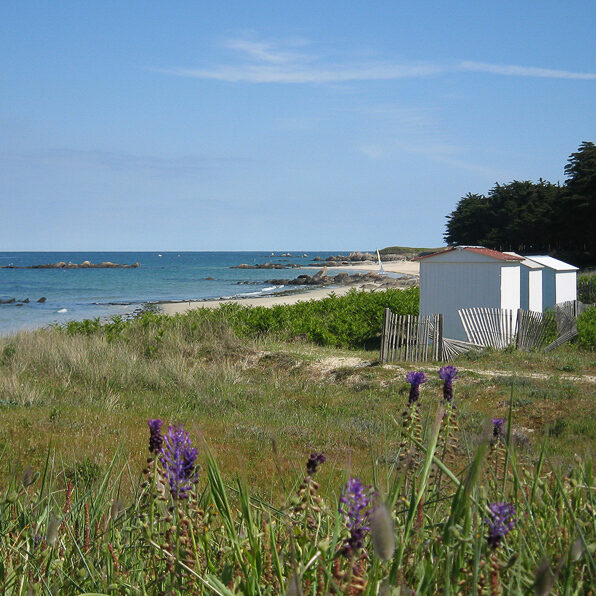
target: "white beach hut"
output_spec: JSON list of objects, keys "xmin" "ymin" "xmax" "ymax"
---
[
  {"xmin": 504, "ymin": 253, "xmax": 543, "ymax": 312},
  {"xmin": 524, "ymin": 256, "xmax": 578, "ymax": 310},
  {"xmin": 416, "ymin": 246, "xmax": 523, "ymax": 341}
]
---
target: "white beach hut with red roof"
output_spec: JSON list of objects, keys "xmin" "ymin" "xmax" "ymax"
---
[
  {"xmin": 415, "ymin": 246, "xmax": 524, "ymax": 341},
  {"xmin": 524, "ymin": 256, "xmax": 578, "ymax": 310}
]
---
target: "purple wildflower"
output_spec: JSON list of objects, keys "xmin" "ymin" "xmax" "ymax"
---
[
  {"xmin": 492, "ymin": 418, "xmax": 505, "ymax": 441},
  {"xmin": 438, "ymin": 366, "xmax": 459, "ymax": 402},
  {"xmin": 405, "ymin": 371, "xmax": 427, "ymax": 405},
  {"xmin": 148, "ymin": 419, "xmax": 163, "ymax": 454},
  {"xmin": 306, "ymin": 452, "xmax": 326, "ymax": 476},
  {"xmin": 160, "ymin": 425, "xmax": 198, "ymax": 500},
  {"xmin": 339, "ymin": 477, "xmax": 373, "ymax": 556},
  {"xmin": 485, "ymin": 502, "xmax": 516, "ymax": 549}
]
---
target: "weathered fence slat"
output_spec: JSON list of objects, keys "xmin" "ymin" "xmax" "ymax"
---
[
  {"xmin": 460, "ymin": 305, "xmax": 581, "ymax": 352},
  {"xmin": 459, "ymin": 307, "xmax": 517, "ymax": 349},
  {"xmin": 379, "ymin": 312, "xmax": 443, "ymax": 363}
]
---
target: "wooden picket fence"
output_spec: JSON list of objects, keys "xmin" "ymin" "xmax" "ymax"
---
[
  {"xmin": 458, "ymin": 301, "xmax": 591, "ymax": 352},
  {"xmin": 544, "ymin": 300, "xmax": 593, "ymax": 352},
  {"xmin": 379, "ymin": 310, "xmax": 443, "ymax": 363},
  {"xmin": 458, "ymin": 307, "xmax": 556, "ymax": 351},
  {"xmin": 459, "ymin": 307, "xmax": 519, "ymax": 350},
  {"xmin": 516, "ymin": 309, "xmax": 557, "ymax": 350},
  {"xmin": 379, "ymin": 300, "xmax": 592, "ymax": 363}
]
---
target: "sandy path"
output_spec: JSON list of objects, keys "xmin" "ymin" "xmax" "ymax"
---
[{"xmin": 313, "ymin": 357, "xmax": 596, "ymax": 384}]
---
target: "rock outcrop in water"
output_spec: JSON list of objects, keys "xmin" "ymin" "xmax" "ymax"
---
[
  {"xmin": 231, "ymin": 262, "xmax": 301, "ymax": 270},
  {"xmin": 0, "ymin": 297, "xmax": 45, "ymax": 304},
  {"xmin": 0, "ymin": 261, "xmax": 141, "ymax": 269},
  {"xmin": 265, "ymin": 270, "xmax": 417, "ymax": 288},
  {"xmin": 310, "ymin": 251, "xmax": 410, "ymax": 266}
]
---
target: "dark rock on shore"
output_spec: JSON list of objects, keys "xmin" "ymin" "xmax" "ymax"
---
[
  {"xmin": 1, "ymin": 261, "xmax": 141, "ymax": 269},
  {"xmin": 37, "ymin": 297, "xmax": 46, "ymax": 303}
]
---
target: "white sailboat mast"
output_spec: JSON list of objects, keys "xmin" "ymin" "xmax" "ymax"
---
[{"xmin": 376, "ymin": 249, "xmax": 385, "ymax": 274}]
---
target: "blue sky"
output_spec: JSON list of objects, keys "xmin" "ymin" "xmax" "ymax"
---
[{"xmin": 1, "ymin": 1, "xmax": 594, "ymax": 251}]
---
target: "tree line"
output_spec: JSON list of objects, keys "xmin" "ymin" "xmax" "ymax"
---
[{"xmin": 443, "ymin": 141, "xmax": 595, "ymax": 266}]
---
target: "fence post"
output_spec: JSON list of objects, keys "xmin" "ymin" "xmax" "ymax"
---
[
  {"xmin": 515, "ymin": 308, "xmax": 523, "ymax": 350},
  {"xmin": 437, "ymin": 314, "xmax": 444, "ymax": 362},
  {"xmin": 380, "ymin": 308, "xmax": 391, "ymax": 363}
]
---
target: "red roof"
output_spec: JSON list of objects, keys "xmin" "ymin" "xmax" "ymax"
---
[{"xmin": 415, "ymin": 246, "xmax": 523, "ymax": 261}]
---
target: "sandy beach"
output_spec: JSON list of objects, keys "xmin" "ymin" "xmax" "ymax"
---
[
  {"xmin": 159, "ymin": 260, "xmax": 419, "ymax": 315},
  {"xmin": 327, "ymin": 260, "xmax": 420, "ymax": 276}
]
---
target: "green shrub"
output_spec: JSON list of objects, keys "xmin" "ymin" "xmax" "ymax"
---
[
  {"xmin": 577, "ymin": 273, "xmax": 596, "ymax": 303},
  {"xmin": 61, "ymin": 288, "xmax": 420, "ymax": 349},
  {"xmin": 576, "ymin": 306, "xmax": 596, "ymax": 350},
  {"xmin": 64, "ymin": 316, "xmax": 101, "ymax": 335}
]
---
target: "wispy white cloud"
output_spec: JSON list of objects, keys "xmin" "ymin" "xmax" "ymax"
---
[
  {"xmin": 156, "ymin": 36, "xmax": 596, "ymax": 85},
  {"xmin": 164, "ymin": 62, "xmax": 442, "ymax": 84},
  {"xmin": 223, "ymin": 39, "xmax": 308, "ymax": 64},
  {"xmin": 354, "ymin": 104, "xmax": 506, "ymax": 177},
  {"xmin": 459, "ymin": 61, "xmax": 596, "ymax": 81},
  {"xmin": 358, "ymin": 144, "xmax": 385, "ymax": 159}
]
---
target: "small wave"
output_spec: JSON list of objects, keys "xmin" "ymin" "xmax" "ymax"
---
[
  {"xmin": 56, "ymin": 308, "xmax": 68, "ymax": 313},
  {"xmin": 221, "ymin": 285, "xmax": 286, "ymax": 300}
]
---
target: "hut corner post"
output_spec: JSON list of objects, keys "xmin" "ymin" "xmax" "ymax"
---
[
  {"xmin": 437, "ymin": 313, "xmax": 444, "ymax": 362},
  {"xmin": 380, "ymin": 307, "xmax": 391, "ymax": 363}
]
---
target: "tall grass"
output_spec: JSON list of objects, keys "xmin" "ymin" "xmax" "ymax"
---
[{"xmin": 1, "ymin": 379, "xmax": 594, "ymax": 594}]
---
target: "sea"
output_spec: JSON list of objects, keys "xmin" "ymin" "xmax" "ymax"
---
[{"xmin": 0, "ymin": 251, "xmax": 345, "ymax": 335}]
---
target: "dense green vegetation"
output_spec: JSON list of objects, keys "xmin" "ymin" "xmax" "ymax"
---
[
  {"xmin": 444, "ymin": 142, "xmax": 596, "ymax": 266},
  {"xmin": 578, "ymin": 271, "xmax": 596, "ymax": 304},
  {"xmin": 63, "ymin": 288, "xmax": 420, "ymax": 349},
  {"xmin": 378, "ymin": 246, "xmax": 443, "ymax": 258},
  {"xmin": 577, "ymin": 307, "xmax": 596, "ymax": 351}
]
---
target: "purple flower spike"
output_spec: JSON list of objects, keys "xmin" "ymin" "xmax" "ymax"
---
[
  {"xmin": 339, "ymin": 477, "xmax": 373, "ymax": 556},
  {"xmin": 405, "ymin": 371, "xmax": 427, "ymax": 405},
  {"xmin": 485, "ymin": 502, "xmax": 516, "ymax": 549},
  {"xmin": 438, "ymin": 366, "xmax": 459, "ymax": 402},
  {"xmin": 306, "ymin": 452, "xmax": 326, "ymax": 476},
  {"xmin": 160, "ymin": 425, "xmax": 198, "ymax": 500},
  {"xmin": 148, "ymin": 419, "xmax": 163, "ymax": 454},
  {"xmin": 492, "ymin": 418, "xmax": 505, "ymax": 440}
]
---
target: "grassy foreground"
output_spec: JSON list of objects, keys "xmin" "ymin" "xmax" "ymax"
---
[{"xmin": 0, "ymin": 289, "xmax": 595, "ymax": 593}]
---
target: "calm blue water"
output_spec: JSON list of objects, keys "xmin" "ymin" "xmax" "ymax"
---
[{"xmin": 0, "ymin": 251, "xmax": 340, "ymax": 334}]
